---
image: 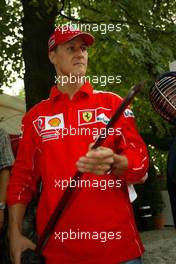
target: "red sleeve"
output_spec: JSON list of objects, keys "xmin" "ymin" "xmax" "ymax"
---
[
  {"xmin": 114, "ymin": 107, "xmax": 149, "ymax": 183},
  {"xmin": 7, "ymin": 113, "xmax": 40, "ymax": 206}
]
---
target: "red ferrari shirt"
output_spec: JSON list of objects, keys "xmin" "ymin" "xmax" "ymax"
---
[{"xmin": 7, "ymin": 81, "xmax": 149, "ymax": 264}]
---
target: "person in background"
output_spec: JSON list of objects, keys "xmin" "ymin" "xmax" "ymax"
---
[
  {"xmin": 0, "ymin": 128, "xmax": 14, "ymax": 263},
  {"xmin": 0, "ymin": 128, "xmax": 14, "ymax": 229},
  {"xmin": 167, "ymin": 136, "xmax": 176, "ymax": 228}
]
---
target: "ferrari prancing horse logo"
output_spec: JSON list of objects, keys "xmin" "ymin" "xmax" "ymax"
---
[{"xmin": 82, "ymin": 112, "xmax": 93, "ymax": 122}]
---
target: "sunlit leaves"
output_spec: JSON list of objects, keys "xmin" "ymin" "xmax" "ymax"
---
[{"xmin": 0, "ymin": 0, "xmax": 23, "ymax": 86}]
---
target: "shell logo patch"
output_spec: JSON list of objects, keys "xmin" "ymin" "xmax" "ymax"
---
[
  {"xmin": 82, "ymin": 112, "xmax": 93, "ymax": 122},
  {"xmin": 33, "ymin": 113, "xmax": 65, "ymax": 138},
  {"xmin": 48, "ymin": 117, "xmax": 61, "ymax": 127}
]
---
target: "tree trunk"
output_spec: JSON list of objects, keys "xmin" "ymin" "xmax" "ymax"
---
[{"xmin": 21, "ymin": 0, "xmax": 58, "ymax": 110}]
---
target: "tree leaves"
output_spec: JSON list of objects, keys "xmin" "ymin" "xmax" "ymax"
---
[{"xmin": 0, "ymin": 0, "xmax": 23, "ymax": 86}]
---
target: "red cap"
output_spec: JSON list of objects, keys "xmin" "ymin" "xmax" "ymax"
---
[{"xmin": 48, "ymin": 26, "xmax": 95, "ymax": 52}]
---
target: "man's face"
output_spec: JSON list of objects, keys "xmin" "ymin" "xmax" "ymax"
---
[{"xmin": 49, "ymin": 36, "xmax": 88, "ymax": 78}]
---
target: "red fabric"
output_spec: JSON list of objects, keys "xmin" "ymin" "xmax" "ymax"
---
[
  {"xmin": 48, "ymin": 26, "xmax": 94, "ymax": 51},
  {"xmin": 7, "ymin": 81, "xmax": 149, "ymax": 263}
]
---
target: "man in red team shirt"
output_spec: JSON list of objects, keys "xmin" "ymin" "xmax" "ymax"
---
[{"xmin": 7, "ymin": 26, "xmax": 149, "ymax": 264}]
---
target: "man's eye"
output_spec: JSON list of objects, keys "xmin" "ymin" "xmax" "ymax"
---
[
  {"xmin": 81, "ymin": 45, "xmax": 88, "ymax": 51},
  {"xmin": 67, "ymin": 46, "xmax": 75, "ymax": 51}
]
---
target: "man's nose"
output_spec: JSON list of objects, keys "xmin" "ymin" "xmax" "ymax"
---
[{"xmin": 75, "ymin": 47, "xmax": 85, "ymax": 57}]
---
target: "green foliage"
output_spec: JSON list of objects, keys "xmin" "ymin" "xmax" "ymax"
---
[
  {"xmin": 149, "ymin": 145, "xmax": 168, "ymax": 173},
  {"xmin": 132, "ymin": 81, "xmax": 172, "ymax": 138},
  {"xmin": 0, "ymin": 0, "xmax": 23, "ymax": 86},
  {"xmin": 55, "ymin": 0, "xmax": 176, "ymax": 138}
]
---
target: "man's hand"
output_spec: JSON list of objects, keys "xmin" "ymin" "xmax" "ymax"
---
[
  {"xmin": 111, "ymin": 154, "xmax": 128, "ymax": 177},
  {"xmin": 0, "ymin": 209, "xmax": 4, "ymax": 230},
  {"xmin": 9, "ymin": 230, "xmax": 36, "ymax": 264},
  {"xmin": 76, "ymin": 143, "xmax": 130, "ymax": 176},
  {"xmin": 76, "ymin": 145, "xmax": 114, "ymax": 175}
]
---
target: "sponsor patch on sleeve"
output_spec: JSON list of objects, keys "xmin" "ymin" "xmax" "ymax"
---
[{"xmin": 124, "ymin": 109, "xmax": 135, "ymax": 118}]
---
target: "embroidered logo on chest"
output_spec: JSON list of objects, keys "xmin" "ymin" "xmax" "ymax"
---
[
  {"xmin": 82, "ymin": 112, "xmax": 93, "ymax": 122},
  {"xmin": 78, "ymin": 107, "xmax": 111, "ymax": 126},
  {"xmin": 33, "ymin": 113, "xmax": 65, "ymax": 137}
]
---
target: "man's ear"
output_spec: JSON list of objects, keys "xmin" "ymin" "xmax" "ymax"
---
[{"xmin": 48, "ymin": 51, "xmax": 56, "ymax": 65}]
